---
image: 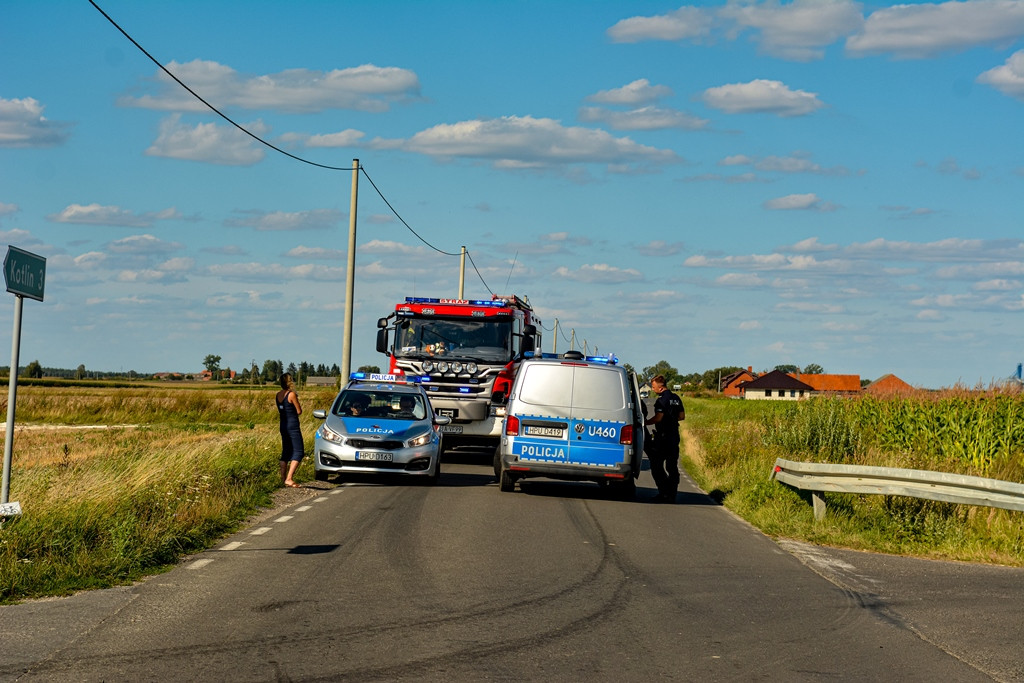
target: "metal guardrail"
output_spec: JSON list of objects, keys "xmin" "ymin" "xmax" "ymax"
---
[{"xmin": 770, "ymin": 458, "xmax": 1024, "ymax": 521}]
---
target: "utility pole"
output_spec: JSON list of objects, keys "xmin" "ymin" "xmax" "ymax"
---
[
  {"xmin": 552, "ymin": 318, "xmax": 558, "ymax": 354},
  {"xmin": 458, "ymin": 246, "xmax": 466, "ymax": 299},
  {"xmin": 341, "ymin": 159, "xmax": 359, "ymax": 379}
]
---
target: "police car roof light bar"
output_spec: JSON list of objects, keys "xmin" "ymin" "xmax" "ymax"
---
[{"xmin": 350, "ymin": 372, "xmax": 432, "ymax": 384}]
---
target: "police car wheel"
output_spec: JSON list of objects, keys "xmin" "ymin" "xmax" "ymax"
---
[
  {"xmin": 613, "ymin": 477, "xmax": 636, "ymax": 500},
  {"xmin": 492, "ymin": 448, "xmax": 501, "ymax": 479},
  {"xmin": 314, "ymin": 470, "xmax": 329, "ymax": 482},
  {"xmin": 427, "ymin": 459, "xmax": 441, "ymax": 485},
  {"xmin": 499, "ymin": 469, "xmax": 516, "ymax": 492}
]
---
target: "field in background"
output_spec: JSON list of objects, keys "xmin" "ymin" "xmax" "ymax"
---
[
  {"xmin": 682, "ymin": 389, "xmax": 1024, "ymax": 566},
  {"xmin": 0, "ymin": 383, "xmax": 338, "ymax": 604}
]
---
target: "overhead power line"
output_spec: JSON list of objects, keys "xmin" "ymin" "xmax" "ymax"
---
[{"xmin": 88, "ymin": 0, "xmax": 492, "ymax": 294}]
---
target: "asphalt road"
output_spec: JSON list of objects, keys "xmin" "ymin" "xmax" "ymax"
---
[{"xmin": 2, "ymin": 453, "xmax": 1022, "ymax": 682}]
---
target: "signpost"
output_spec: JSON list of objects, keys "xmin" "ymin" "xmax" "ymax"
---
[{"xmin": 2, "ymin": 245, "xmax": 45, "ymax": 513}]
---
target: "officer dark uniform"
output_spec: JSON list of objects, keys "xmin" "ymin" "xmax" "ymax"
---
[{"xmin": 644, "ymin": 374, "xmax": 684, "ymax": 503}]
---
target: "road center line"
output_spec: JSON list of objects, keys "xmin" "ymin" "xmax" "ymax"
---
[
  {"xmin": 220, "ymin": 541, "xmax": 244, "ymax": 551},
  {"xmin": 296, "ymin": 505, "xmax": 312, "ymax": 512},
  {"xmin": 250, "ymin": 527, "xmax": 272, "ymax": 536},
  {"xmin": 274, "ymin": 515, "xmax": 294, "ymax": 523},
  {"xmin": 188, "ymin": 558, "xmax": 214, "ymax": 570}
]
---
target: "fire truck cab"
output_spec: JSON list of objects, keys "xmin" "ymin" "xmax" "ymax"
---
[{"xmin": 376, "ymin": 295, "xmax": 541, "ymax": 449}]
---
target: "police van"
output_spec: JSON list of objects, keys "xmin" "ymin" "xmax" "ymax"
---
[{"xmin": 495, "ymin": 351, "xmax": 645, "ymax": 498}]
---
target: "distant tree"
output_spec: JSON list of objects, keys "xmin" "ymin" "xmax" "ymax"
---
[
  {"xmin": 286, "ymin": 362, "xmax": 298, "ymax": 378},
  {"xmin": 261, "ymin": 359, "xmax": 282, "ymax": 383},
  {"xmin": 623, "ymin": 363, "xmax": 636, "ymax": 377},
  {"xmin": 75, "ymin": 364, "xmax": 86, "ymax": 380},
  {"xmin": 23, "ymin": 360, "xmax": 43, "ymax": 379},
  {"xmin": 203, "ymin": 354, "xmax": 222, "ymax": 373},
  {"xmin": 702, "ymin": 366, "xmax": 742, "ymax": 391},
  {"xmin": 330, "ymin": 363, "xmax": 341, "ymax": 376},
  {"xmin": 316, "ymin": 363, "xmax": 327, "ymax": 375},
  {"xmin": 802, "ymin": 363, "xmax": 825, "ymax": 374},
  {"xmin": 641, "ymin": 360, "xmax": 680, "ymax": 387},
  {"xmin": 357, "ymin": 364, "xmax": 382, "ymax": 374},
  {"xmin": 774, "ymin": 364, "xmax": 800, "ymax": 374}
]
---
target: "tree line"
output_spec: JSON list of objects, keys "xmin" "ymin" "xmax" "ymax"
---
[{"xmin": 628, "ymin": 360, "xmax": 827, "ymax": 392}]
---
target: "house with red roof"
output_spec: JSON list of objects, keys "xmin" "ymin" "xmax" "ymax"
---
[
  {"xmin": 791, "ymin": 373, "xmax": 862, "ymax": 396},
  {"xmin": 739, "ymin": 370, "xmax": 815, "ymax": 400}
]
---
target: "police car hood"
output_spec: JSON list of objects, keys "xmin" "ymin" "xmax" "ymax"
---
[{"xmin": 339, "ymin": 416, "xmax": 428, "ymax": 440}]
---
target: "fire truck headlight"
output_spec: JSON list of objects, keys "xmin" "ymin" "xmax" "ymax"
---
[
  {"xmin": 451, "ymin": 361, "xmax": 463, "ymax": 373},
  {"xmin": 466, "ymin": 362, "xmax": 478, "ymax": 374},
  {"xmin": 422, "ymin": 360, "xmax": 434, "ymax": 372},
  {"xmin": 437, "ymin": 361, "xmax": 449, "ymax": 373}
]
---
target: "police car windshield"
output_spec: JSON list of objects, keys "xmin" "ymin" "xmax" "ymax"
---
[
  {"xmin": 333, "ymin": 390, "xmax": 425, "ymax": 421},
  {"xmin": 395, "ymin": 318, "xmax": 511, "ymax": 362}
]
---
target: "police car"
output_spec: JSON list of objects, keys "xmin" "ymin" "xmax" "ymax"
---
[
  {"xmin": 312, "ymin": 373, "xmax": 450, "ymax": 484},
  {"xmin": 495, "ymin": 351, "xmax": 645, "ymax": 498}
]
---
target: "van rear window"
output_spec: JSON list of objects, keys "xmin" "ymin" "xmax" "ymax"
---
[{"xmin": 518, "ymin": 364, "xmax": 625, "ymax": 410}]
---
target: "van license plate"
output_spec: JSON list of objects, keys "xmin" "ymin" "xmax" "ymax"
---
[
  {"xmin": 356, "ymin": 451, "xmax": 393, "ymax": 462},
  {"xmin": 525, "ymin": 425, "xmax": 563, "ymax": 437}
]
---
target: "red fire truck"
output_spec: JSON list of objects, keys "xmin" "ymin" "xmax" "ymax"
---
[{"xmin": 375, "ymin": 295, "xmax": 541, "ymax": 448}]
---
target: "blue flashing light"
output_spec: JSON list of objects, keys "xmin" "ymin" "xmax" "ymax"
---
[
  {"xmin": 584, "ymin": 354, "xmax": 619, "ymax": 365},
  {"xmin": 349, "ymin": 372, "xmax": 431, "ymax": 384},
  {"xmin": 458, "ymin": 387, "xmax": 471, "ymax": 394}
]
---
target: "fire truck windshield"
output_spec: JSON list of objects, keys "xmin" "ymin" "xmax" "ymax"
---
[{"xmin": 395, "ymin": 318, "xmax": 512, "ymax": 362}]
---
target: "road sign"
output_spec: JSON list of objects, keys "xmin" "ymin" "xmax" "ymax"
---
[
  {"xmin": 4, "ymin": 246, "xmax": 46, "ymax": 302},
  {"xmin": 0, "ymin": 501, "xmax": 21, "ymax": 516}
]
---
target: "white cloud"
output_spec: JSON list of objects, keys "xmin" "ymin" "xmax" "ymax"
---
[
  {"xmin": 585, "ymin": 79, "xmax": 673, "ymax": 105},
  {"xmin": 720, "ymin": 0, "xmax": 864, "ymax": 61},
  {"xmin": 716, "ymin": 272, "xmax": 766, "ymax": 287},
  {"xmin": 105, "ymin": 234, "xmax": 183, "ymax": 255},
  {"xmin": 552, "ymin": 263, "xmax": 644, "ymax": 284},
  {"xmin": 978, "ymin": 49, "xmax": 1024, "ymax": 100},
  {"xmin": 578, "ymin": 105, "xmax": 709, "ymax": 131},
  {"xmin": 635, "ymin": 240, "xmax": 684, "ymax": 257},
  {"xmin": 607, "ymin": 7, "xmax": 713, "ymax": 43},
  {"xmin": 285, "ymin": 246, "xmax": 347, "ymax": 260},
  {"xmin": 47, "ymin": 203, "xmax": 183, "ymax": 228},
  {"xmin": 702, "ymin": 80, "xmax": 825, "ymax": 116},
  {"xmin": 385, "ymin": 115, "xmax": 680, "ymax": 169},
  {"xmin": 847, "ymin": 0, "xmax": 1024, "ymax": 58},
  {"xmin": 720, "ymin": 152, "xmax": 851, "ymax": 175},
  {"xmin": 0, "ymin": 97, "xmax": 72, "ymax": 147},
  {"xmin": 738, "ymin": 320, "xmax": 762, "ymax": 331},
  {"xmin": 204, "ymin": 262, "xmax": 347, "ymax": 282},
  {"xmin": 763, "ymin": 193, "xmax": 838, "ymax": 211},
  {"xmin": 146, "ymin": 114, "xmax": 266, "ymax": 165},
  {"xmin": 281, "ymin": 129, "xmax": 367, "ymax": 148},
  {"xmin": 224, "ymin": 209, "xmax": 342, "ymax": 231},
  {"xmin": 119, "ymin": 60, "xmax": 421, "ymax": 114}
]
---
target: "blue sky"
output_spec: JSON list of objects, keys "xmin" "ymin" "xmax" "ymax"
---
[{"xmin": 2, "ymin": 0, "xmax": 1022, "ymax": 388}]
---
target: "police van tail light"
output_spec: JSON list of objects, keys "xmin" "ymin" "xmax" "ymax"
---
[
  {"xmin": 619, "ymin": 424, "xmax": 634, "ymax": 445},
  {"xmin": 505, "ymin": 415, "xmax": 520, "ymax": 436}
]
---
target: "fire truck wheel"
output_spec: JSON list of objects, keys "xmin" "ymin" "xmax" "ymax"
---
[{"xmin": 499, "ymin": 468, "xmax": 516, "ymax": 492}]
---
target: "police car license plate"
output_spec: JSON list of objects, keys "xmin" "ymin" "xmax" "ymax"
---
[
  {"xmin": 525, "ymin": 425, "xmax": 563, "ymax": 437},
  {"xmin": 440, "ymin": 425, "xmax": 463, "ymax": 433},
  {"xmin": 356, "ymin": 451, "xmax": 393, "ymax": 462}
]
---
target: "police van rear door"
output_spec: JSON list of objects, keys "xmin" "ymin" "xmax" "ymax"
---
[{"xmin": 563, "ymin": 363, "xmax": 629, "ymax": 468}]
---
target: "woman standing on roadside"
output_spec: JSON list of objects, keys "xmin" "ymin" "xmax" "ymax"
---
[{"xmin": 276, "ymin": 373, "xmax": 304, "ymax": 488}]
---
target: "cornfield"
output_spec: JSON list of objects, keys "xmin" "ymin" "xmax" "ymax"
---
[{"xmin": 758, "ymin": 389, "xmax": 1024, "ymax": 477}]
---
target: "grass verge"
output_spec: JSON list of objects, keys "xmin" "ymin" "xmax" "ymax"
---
[
  {"xmin": 681, "ymin": 396, "xmax": 1024, "ymax": 567},
  {"xmin": 0, "ymin": 385, "xmax": 333, "ymax": 604}
]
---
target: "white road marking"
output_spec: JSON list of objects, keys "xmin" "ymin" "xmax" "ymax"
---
[
  {"xmin": 250, "ymin": 527, "xmax": 272, "ymax": 536},
  {"xmin": 296, "ymin": 505, "xmax": 312, "ymax": 512},
  {"xmin": 220, "ymin": 541, "xmax": 244, "ymax": 551},
  {"xmin": 274, "ymin": 515, "xmax": 294, "ymax": 523},
  {"xmin": 189, "ymin": 559, "xmax": 215, "ymax": 570}
]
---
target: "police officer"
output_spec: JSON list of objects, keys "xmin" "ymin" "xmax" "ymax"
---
[{"xmin": 644, "ymin": 374, "xmax": 685, "ymax": 503}]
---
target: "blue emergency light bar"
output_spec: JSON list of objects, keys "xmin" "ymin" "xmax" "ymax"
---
[
  {"xmin": 523, "ymin": 352, "xmax": 618, "ymax": 365},
  {"xmin": 349, "ymin": 372, "xmax": 432, "ymax": 384}
]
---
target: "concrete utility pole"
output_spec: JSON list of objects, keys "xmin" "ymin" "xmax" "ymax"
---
[
  {"xmin": 341, "ymin": 159, "xmax": 359, "ymax": 379},
  {"xmin": 458, "ymin": 246, "xmax": 466, "ymax": 299}
]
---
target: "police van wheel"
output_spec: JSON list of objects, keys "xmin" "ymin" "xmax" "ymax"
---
[{"xmin": 499, "ymin": 469, "xmax": 516, "ymax": 492}]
